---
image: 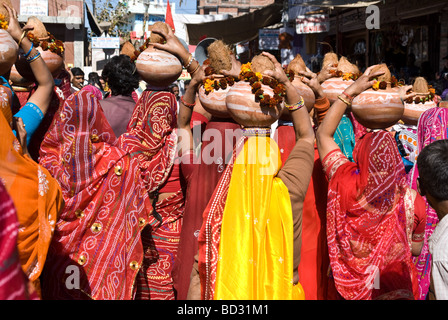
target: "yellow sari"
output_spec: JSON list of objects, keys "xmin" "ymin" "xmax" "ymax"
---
[{"xmin": 214, "ymin": 134, "xmax": 304, "ymax": 300}]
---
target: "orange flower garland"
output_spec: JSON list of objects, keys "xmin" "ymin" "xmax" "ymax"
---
[
  {"xmin": 202, "ymin": 60, "xmax": 236, "ymax": 94},
  {"xmin": 27, "ymin": 32, "xmax": 64, "ymax": 57},
  {"xmin": 239, "ymin": 62, "xmax": 287, "ymax": 109}
]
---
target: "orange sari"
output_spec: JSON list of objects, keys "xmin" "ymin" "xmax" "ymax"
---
[{"xmin": 0, "ymin": 87, "xmax": 64, "ymax": 297}]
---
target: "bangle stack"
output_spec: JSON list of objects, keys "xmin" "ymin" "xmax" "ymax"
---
[
  {"xmin": 184, "ymin": 54, "xmax": 195, "ymax": 69},
  {"xmin": 180, "ymin": 95, "xmax": 196, "ymax": 109},
  {"xmin": 338, "ymin": 91, "xmax": 355, "ymax": 107},
  {"xmin": 284, "ymin": 96, "xmax": 305, "ymax": 111},
  {"xmin": 26, "ymin": 50, "xmax": 41, "ymax": 63}
]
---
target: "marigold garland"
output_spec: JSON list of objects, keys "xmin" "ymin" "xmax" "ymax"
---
[
  {"xmin": 239, "ymin": 62, "xmax": 286, "ymax": 109},
  {"xmin": 201, "ymin": 61, "xmax": 236, "ymax": 95},
  {"xmin": 0, "ymin": 14, "xmax": 8, "ymax": 30},
  {"xmin": 372, "ymin": 75, "xmax": 404, "ymax": 91},
  {"xmin": 26, "ymin": 32, "xmax": 64, "ymax": 57}
]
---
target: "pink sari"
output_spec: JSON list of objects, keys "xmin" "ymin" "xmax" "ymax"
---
[{"xmin": 408, "ymin": 106, "xmax": 448, "ymax": 300}]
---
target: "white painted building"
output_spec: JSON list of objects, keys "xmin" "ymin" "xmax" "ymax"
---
[{"xmin": 123, "ymin": 0, "xmax": 230, "ymax": 45}]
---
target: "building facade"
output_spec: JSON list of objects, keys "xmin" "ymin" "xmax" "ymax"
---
[
  {"xmin": 14, "ymin": 0, "xmax": 86, "ymax": 68},
  {"xmin": 197, "ymin": 0, "xmax": 275, "ymax": 16}
]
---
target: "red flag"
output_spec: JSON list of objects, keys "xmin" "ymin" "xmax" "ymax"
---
[{"xmin": 165, "ymin": 0, "xmax": 175, "ymax": 32}]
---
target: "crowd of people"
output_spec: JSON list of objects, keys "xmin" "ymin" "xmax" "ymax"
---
[{"xmin": 1, "ymin": 3, "xmax": 448, "ymax": 301}]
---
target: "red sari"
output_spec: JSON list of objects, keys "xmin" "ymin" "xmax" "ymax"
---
[
  {"xmin": 323, "ymin": 131, "xmax": 419, "ymax": 300},
  {"xmin": 171, "ymin": 118, "xmax": 241, "ymax": 300},
  {"xmin": 40, "ymin": 91, "xmax": 177, "ymax": 300}
]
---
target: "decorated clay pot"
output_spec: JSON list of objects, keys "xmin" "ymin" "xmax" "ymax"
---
[
  {"xmin": 225, "ymin": 81, "xmax": 283, "ymax": 127},
  {"xmin": 321, "ymin": 77, "xmax": 354, "ymax": 104},
  {"xmin": 401, "ymin": 97, "xmax": 437, "ymax": 125},
  {"xmin": 198, "ymin": 85, "xmax": 231, "ymax": 118},
  {"xmin": 136, "ymin": 46, "xmax": 182, "ymax": 88},
  {"xmin": 351, "ymin": 87, "xmax": 404, "ymax": 129},
  {"xmin": 14, "ymin": 47, "xmax": 64, "ymax": 80},
  {"xmin": 0, "ymin": 29, "xmax": 18, "ymax": 76}
]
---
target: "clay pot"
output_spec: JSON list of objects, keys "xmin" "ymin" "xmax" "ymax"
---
[
  {"xmin": 135, "ymin": 45, "xmax": 182, "ymax": 88},
  {"xmin": 198, "ymin": 84, "xmax": 231, "ymax": 118},
  {"xmin": 225, "ymin": 81, "xmax": 283, "ymax": 127},
  {"xmin": 351, "ymin": 87, "xmax": 404, "ymax": 129},
  {"xmin": 401, "ymin": 97, "xmax": 437, "ymax": 125},
  {"xmin": 0, "ymin": 29, "xmax": 18, "ymax": 76},
  {"xmin": 321, "ymin": 77, "xmax": 354, "ymax": 104},
  {"xmin": 9, "ymin": 65, "xmax": 33, "ymax": 87},
  {"xmin": 14, "ymin": 47, "xmax": 64, "ymax": 80}
]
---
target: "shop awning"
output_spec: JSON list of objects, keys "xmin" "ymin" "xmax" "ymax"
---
[
  {"xmin": 185, "ymin": 3, "xmax": 283, "ymax": 45},
  {"xmin": 301, "ymin": 0, "xmax": 381, "ymax": 8},
  {"xmin": 85, "ymin": 3, "xmax": 103, "ymax": 37}
]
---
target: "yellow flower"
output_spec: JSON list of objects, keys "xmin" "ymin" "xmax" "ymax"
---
[
  {"xmin": 0, "ymin": 14, "xmax": 8, "ymax": 30},
  {"xmin": 204, "ymin": 79, "xmax": 215, "ymax": 92},
  {"xmin": 342, "ymin": 72, "xmax": 352, "ymax": 81},
  {"xmin": 255, "ymin": 72, "xmax": 262, "ymax": 80},
  {"xmin": 241, "ymin": 62, "xmax": 252, "ymax": 74},
  {"xmin": 372, "ymin": 81, "xmax": 380, "ymax": 91}
]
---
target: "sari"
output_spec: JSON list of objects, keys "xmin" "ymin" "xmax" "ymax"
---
[
  {"xmin": 172, "ymin": 117, "xmax": 241, "ymax": 300},
  {"xmin": 0, "ymin": 181, "xmax": 38, "ymax": 300},
  {"xmin": 39, "ymin": 90, "xmax": 153, "ymax": 300},
  {"xmin": 0, "ymin": 87, "xmax": 63, "ymax": 298},
  {"xmin": 408, "ymin": 106, "xmax": 448, "ymax": 300},
  {"xmin": 116, "ymin": 90, "xmax": 181, "ymax": 300},
  {"xmin": 199, "ymin": 130, "xmax": 305, "ymax": 300},
  {"xmin": 323, "ymin": 131, "xmax": 419, "ymax": 300}
]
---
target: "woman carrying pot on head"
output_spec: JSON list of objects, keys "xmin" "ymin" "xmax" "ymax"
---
[{"xmin": 315, "ymin": 65, "xmax": 427, "ymax": 300}]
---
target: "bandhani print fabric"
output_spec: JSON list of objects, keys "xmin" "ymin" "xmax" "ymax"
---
[
  {"xmin": 408, "ymin": 107, "xmax": 448, "ymax": 300},
  {"xmin": 39, "ymin": 90, "xmax": 153, "ymax": 300},
  {"xmin": 323, "ymin": 131, "xmax": 418, "ymax": 300}
]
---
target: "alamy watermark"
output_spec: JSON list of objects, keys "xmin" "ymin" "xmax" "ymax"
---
[{"xmin": 366, "ymin": 4, "xmax": 380, "ymax": 30}]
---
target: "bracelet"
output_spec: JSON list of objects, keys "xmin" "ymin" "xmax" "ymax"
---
[
  {"xmin": 180, "ymin": 95, "xmax": 196, "ymax": 109},
  {"xmin": 184, "ymin": 54, "xmax": 195, "ymax": 69},
  {"xmin": 17, "ymin": 31, "xmax": 27, "ymax": 47},
  {"xmin": 188, "ymin": 62, "xmax": 200, "ymax": 75},
  {"xmin": 337, "ymin": 94, "xmax": 351, "ymax": 107},
  {"xmin": 284, "ymin": 96, "xmax": 305, "ymax": 111},
  {"xmin": 26, "ymin": 51, "xmax": 41, "ymax": 63},
  {"xmin": 342, "ymin": 91, "xmax": 354, "ymax": 101},
  {"xmin": 23, "ymin": 43, "xmax": 34, "ymax": 58}
]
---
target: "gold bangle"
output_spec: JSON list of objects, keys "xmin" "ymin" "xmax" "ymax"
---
[
  {"xmin": 18, "ymin": 31, "xmax": 27, "ymax": 47},
  {"xmin": 337, "ymin": 95, "xmax": 351, "ymax": 107},
  {"xmin": 189, "ymin": 62, "xmax": 200, "ymax": 75}
]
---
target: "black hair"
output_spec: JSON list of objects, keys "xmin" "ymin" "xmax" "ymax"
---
[
  {"xmin": 71, "ymin": 67, "xmax": 84, "ymax": 77},
  {"xmin": 417, "ymin": 139, "xmax": 448, "ymax": 201},
  {"xmin": 101, "ymin": 55, "xmax": 140, "ymax": 96},
  {"xmin": 88, "ymin": 72, "xmax": 104, "ymax": 91}
]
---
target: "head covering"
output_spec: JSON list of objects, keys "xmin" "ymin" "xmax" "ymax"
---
[
  {"xmin": 116, "ymin": 89, "xmax": 178, "ymax": 193},
  {"xmin": 324, "ymin": 131, "xmax": 417, "ymax": 300},
  {"xmin": 81, "ymin": 84, "xmax": 103, "ymax": 101},
  {"xmin": 199, "ymin": 131, "xmax": 304, "ymax": 300},
  {"xmin": 408, "ymin": 106, "xmax": 448, "ymax": 299},
  {"xmin": 39, "ymin": 90, "xmax": 152, "ymax": 300},
  {"xmin": 0, "ymin": 98, "xmax": 63, "ymax": 298}
]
